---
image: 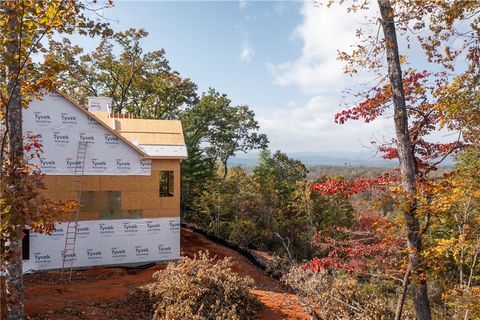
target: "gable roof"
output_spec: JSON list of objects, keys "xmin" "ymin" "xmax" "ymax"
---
[
  {"xmin": 58, "ymin": 92, "xmax": 187, "ymax": 160},
  {"xmin": 91, "ymin": 113, "xmax": 185, "ymax": 145}
]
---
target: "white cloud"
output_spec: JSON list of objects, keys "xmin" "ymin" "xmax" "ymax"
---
[
  {"xmin": 260, "ymin": 1, "xmax": 454, "ymax": 155},
  {"xmin": 257, "ymin": 96, "xmax": 393, "ymax": 153},
  {"xmin": 240, "ymin": 42, "xmax": 255, "ymax": 63},
  {"xmin": 259, "ymin": 1, "xmax": 392, "ymax": 153},
  {"xmin": 268, "ymin": 2, "xmax": 375, "ymax": 94},
  {"xmin": 239, "ymin": 0, "xmax": 248, "ymax": 10}
]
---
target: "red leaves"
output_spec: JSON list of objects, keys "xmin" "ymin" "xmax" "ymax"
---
[
  {"xmin": 331, "ymin": 68, "xmax": 466, "ymax": 180},
  {"xmin": 24, "ymin": 134, "xmax": 43, "ymax": 158},
  {"xmin": 303, "ymin": 212, "xmax": 405, "ymax": 275},
  {"xmin": 312, "ymin": 172, "xmax": 397, "ymax": 197},
  {"xmin": 2, "ymin": 136, "xmax": 71, "ymax": 259},
  {"xmin": 335, "ymin": 70, "xmax": 430, "ymax": 125},
  {"xmin": 378, "ymin": 146, "xmax": 398, "ymax": 159},
  {"xmin": 335, "ymin": 86, "xmax": 389, "ymax": 124}
]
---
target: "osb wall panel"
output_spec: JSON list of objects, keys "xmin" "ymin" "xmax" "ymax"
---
[
  {"xmin": 142, "ymin": 208, "xmax": 177, "ymax": 218},
  {"xmin": 99, "ymin": 176, "xmax": 143, "ymax": 192},
  {"xmin": 42, "ymin": 176, "xmax": 57, "ymax": 193},
  {"xmin": 41, "ymin": 159, "xmax": 181, "ymax": 221}
]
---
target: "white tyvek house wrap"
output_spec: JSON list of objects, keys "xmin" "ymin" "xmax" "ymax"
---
[
  {"xmin": 138, "ymin": 144, "xmax": 188, "ymax": 158},
  {"xmin": 23, "ymin": 92, "xmax": 151, "ymax": 175},
  {"xmin": 23, "ymin": 217, "xmax": 181, "ymax": 272}
]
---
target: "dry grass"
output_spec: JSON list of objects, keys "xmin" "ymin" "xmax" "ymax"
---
[{"xmin": 282, "ymin": 266, "xmax": 396, "ymax": 320}]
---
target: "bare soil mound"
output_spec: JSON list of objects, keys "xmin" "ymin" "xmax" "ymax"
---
[{"xmin": 24, "ymin": 228, "xmax": 309, "ymax": 320}]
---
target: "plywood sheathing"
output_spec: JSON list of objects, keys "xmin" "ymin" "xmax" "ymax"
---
[
  {"xmin": 91, "ymin": 112, "xmax": 186, "ymax": 146},
  {"xmin": 42, "ymin": 159, "xmax": 181, "ymax": 221}
]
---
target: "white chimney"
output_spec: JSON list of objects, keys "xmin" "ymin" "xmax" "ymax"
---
[{"xmin": 87, "ymin": 96, "xmax": 112, "ymax": 113}]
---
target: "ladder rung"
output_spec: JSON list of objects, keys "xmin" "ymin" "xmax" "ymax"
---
[{"xmin": 61, "ymin": 139, "xmax": 89, "ymax": 282}]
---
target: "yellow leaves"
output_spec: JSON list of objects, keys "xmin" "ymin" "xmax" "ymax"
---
[
  {"xmin": 443, "ymin": 286, "xmax": 480, "ymax": 319},
  {"xmin": 399, "ymin": 55, "xmax": 408, "ymax": 65}
]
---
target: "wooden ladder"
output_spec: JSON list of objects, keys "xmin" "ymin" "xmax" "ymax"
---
[{"xmin": 60, "ymin": 141, "xmax": 88, "ymax": 281}]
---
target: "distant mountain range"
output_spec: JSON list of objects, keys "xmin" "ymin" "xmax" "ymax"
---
[{"xmin": 229, "ymin": 151, "xmax": 454, "ymax": 168}]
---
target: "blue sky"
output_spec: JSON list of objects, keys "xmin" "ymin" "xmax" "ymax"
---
[{"xmin": 74, "ymin": 1, "xmax": 439, "ymax": 155}]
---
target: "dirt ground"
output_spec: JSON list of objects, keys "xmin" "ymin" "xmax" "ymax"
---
[{"xmin": 24, "ymin": 228, "xmax": 310, "ymax": 320}]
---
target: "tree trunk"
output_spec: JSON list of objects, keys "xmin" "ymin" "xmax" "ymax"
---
[
  {"xmin": 377, "ymin": 1, "xmax": 432, "ymax": 319},
  {"xmin": 4, "ymin": 1, "xmax": 25, "ymax": 318},
  {"xmin": 222, "ymin": 158, "xmax": 228, "ymax": 180},
  {"xmin": 395, "ymin": 265, "xmax": 412, "ymax": 320}
]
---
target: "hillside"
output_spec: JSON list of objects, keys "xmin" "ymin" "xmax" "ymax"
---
[
  {"xmin": 229, "ymin": 151, "xmax": 400, "ymax": 168},
  {"xmin": 24, "ymin": 228, "xmax": 309, "ymax": 320}
]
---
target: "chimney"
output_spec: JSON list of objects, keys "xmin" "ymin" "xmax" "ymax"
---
[{"xmin": 87, "ymin": 96, "xmax": 112, "ymax": 113}]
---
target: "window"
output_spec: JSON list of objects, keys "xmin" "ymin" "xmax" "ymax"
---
[{"xmin": 160, "ymin": 171, "xmax": 174, "ymax": 197}]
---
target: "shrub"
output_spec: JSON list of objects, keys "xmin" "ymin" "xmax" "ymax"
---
[
  {"xmin": 140, "ymin": 251, "xmax": 260, "ymax": 320},
  {"xmin": 264, "ymin": 255, "xmax": 294, "ymax": 279},
  {"xmin": 282, "ymin": 266, "xmax": 396, "ymax": 320},
  {"xmin": 443, "ymin": 286, "xmax": 480, "ymax": 320}
]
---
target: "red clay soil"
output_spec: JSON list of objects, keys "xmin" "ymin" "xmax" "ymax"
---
[{"xmin": 23, "ymin": 228, "xmax": 310, "ymax": 320}]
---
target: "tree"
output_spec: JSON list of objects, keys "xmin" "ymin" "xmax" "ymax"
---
[
  {"xmin": 376, "ymin": 2, "xmax": 431, "ymax": 318},
  {"xmin": 187, "ymin": 150, "xmax": 354, "ymax": 260},
  {"xmin": 422, "ymin": 146, "xmax": 480, "ymax": 319},
  {"xmin": 180, "ymin": 135, "xmax": 216, "ymax": 217},
  {"xmin": 183, "ymin": 89, "xmax": 268, "ymax": 179},
  {"xmin": 48, "ymin": 28, "xmax": 198, "ymax": 117},
  {"xmin": 312, "ymin": 0, "xmax": 480, "ymax": 318},
  {"xmin": 0, "ymin": 1, "xmax": 110, "ymax": 318},
  {"xmin": 254, "ymin": 150, "xmax": 307, "ymax": 207}
]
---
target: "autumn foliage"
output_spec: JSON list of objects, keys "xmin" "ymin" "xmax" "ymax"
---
[
  {"xmin": 304, "ymin": 210, "xmax": 404, "ymax": 276},
  {"xmin": 1, "ymin": 138, "xmax": 76, "ymax": 261}
]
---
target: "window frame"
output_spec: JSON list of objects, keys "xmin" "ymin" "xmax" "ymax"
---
[{"xmin": 159, "ymin": 170, "xmax": 174, "ymax": 197}]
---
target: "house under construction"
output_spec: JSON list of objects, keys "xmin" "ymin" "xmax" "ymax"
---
[{"xmin": 22, "ymin": 92, "xmax": 187, "ymax": 273}]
